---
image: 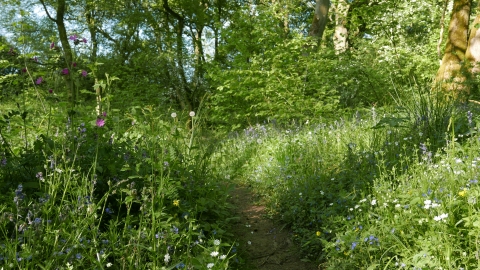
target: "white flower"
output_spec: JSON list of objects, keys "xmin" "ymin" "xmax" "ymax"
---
[
  {"xmin": 424, "ymin": 200, "xmax": 432, "ymax": 209},
  {"xmin": 395, "ymin": 204, "xmax": 401, "ymax": 208},
  {"xmin": 434, "ymin": 213, "xmax": 448, "ymax": 222},
  {"xmin": 359, "ymin": 198, "xmax": 367, "ymax": 203},
  {"xmin": 171, "ymin": 112, "xmax": 177, "ymax": 118},
  {"xmin": 189, "ymin": 111, "xmax": 195, "ymax": 117},
  {"xmin": 207, "ymin": 263, "xmax": 214, "ymax": 269},
  {"xmin": 220, "ymin": 254, "xmax": 227, "ymax": 260},
  {"xmin": 247, "ymin": 241, "xmax": 252, "ymax": 245},
  {"xmin": 371, "ymin": 199, "xmax": 377, "ymax": 206},
  {"xmin": 164, "ymin": 253, "xmax": 170, "ymax": 263},
  {"xmin": 214, "ymin": 239, "xmax": 220, "ymax": 246},
  {"xmin": 210, "ymin": 251, "xmax": 219, "ymax": 257},
  {"xmin": 106, "ymin": 263, "xmax": 113, "ymax": 268}
]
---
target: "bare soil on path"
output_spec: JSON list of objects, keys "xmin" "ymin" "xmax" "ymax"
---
[{"xmin": 230, "ymin": 185, "xmax": 319, "ymax": 270}]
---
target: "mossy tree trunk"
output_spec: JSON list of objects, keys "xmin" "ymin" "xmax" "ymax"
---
[{"xmin": 434, "ymin": 0, "xmax": 471, "ymax": 97}]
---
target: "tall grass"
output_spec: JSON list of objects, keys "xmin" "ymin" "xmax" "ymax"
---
[
  {"xmin": 0, "ymin": 103, "xmax": 235, "ymax": 269},
  {"xmin": 214, "ymin": 89, "xmax": 480, "ymax": 268}
]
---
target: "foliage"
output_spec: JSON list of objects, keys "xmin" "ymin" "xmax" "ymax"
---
[{"xmin": 212, "ymin": 84, "xmax": 480, "ymax": 268}]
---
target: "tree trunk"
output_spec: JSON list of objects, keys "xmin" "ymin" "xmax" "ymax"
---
[
  {"xmin": 333, "ymin": 0, "xmax": 349, "ymax": 54},
  {"xmin": 466, "ymin": 9, "xmax": 480, "ymax": 75},
  {"xmin": 309, "ymin": 0, "xmax": 330, "ymax": 44},
  {"xmin": 434, "ymin": 0, "xmax": 471, "ymax": 96}
]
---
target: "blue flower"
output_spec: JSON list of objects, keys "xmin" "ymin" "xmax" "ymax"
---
[{"xmin": 351, "ymin": 242, "xmax": 357, "ymax": 250}]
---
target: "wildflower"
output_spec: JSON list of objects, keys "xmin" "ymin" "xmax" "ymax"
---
[
  {"xmin": 214, "ymin": 239, "xmax": 220, "ymax": 246},
  {"xmin": 172, "ymin": 226, "xmax": 179, "ymax": 234},
  {"xmin": 164, "ymin": 253, "xmax": 170, "ymax": 263},
  {"xmin": 81, "ymin": 70, "xmax": 88, "ymax": 77},
  {"xmin": 33, "ymin": 218, "xmax": 42, "ymax": 225},
  {"xmin": 35, "ymin": 77, "xmax": 43, "ymax": 85},
  {"xmin": 173, "ymin": 200, "xmax": 180, "ymax": 207},
  {"xmin": 220, "ymin": 254, "xmax": 227, "ymax": 260},
  {"xmin": 82, "ymin": 37, "xmax": 87, "ymax": 43},
  {"xmin": 36, "ymin": 172, "xmax": 44, "ymax": 181},
  {"xmin": 50, "ymin": 42, "xmax": 55, "ymax": 49},
  {"xmin": 176, "ymin": 262, "xmax": 185, "ymax": 268},
  {"xmin": 69, "ymin": 34, "xmax": 78, "ymax": 41},
  {"xmin": 49, "ymin": 89, "xmax": 53, "ymax": 93},
  {"xmin": 106, "ymin": 263, "xmax": 112, "ymax": 268},
  {"xmin": 105, "ymin": 208, "xmax": 114, "ymax": 214},
  {"xmin": 207, "ymin": 263, "xmax": 214, "ymax": 269},
  {"xmin": 189, "ymin": 111, "xmax": 195, "ymax": 117},
  {"xmin": 371, "ymin": 199, "xmax": 377, "ymax": 206},
  {"xmin": 433, "ymin": 213, "xmax": 448, "ymax": 222},
  {"xmin": 316, "ymin": 231, "xmax": 321, "ymax": 237},
  {"xmin": 459, "ymin": 188, "xmax": 467, "ymax": 197},
  {"xmin": 171, "ymin": 112, "xmax": 177, "ymax": 118},
  {"xmin": 351, "ymin": 242, "xmax": 357, "ymax": 250},
  {"xmin": 210, "ymin": 251, "xmax": 219, "ymax": 257},
  {"xmin": 61, "ymin": 68, "xmax": 69, "ymax": 75},
  {"xmin": 75, "ymin": 253, "xmax": 82, "ymax": 260},
  {"xmin": 96, "ymin": 118, "xmax": 105, "ymax": 127}
]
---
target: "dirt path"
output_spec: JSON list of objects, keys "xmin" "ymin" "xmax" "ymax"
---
[{"xmin": 230, "ymin": 185, "xmax": 319, "ymax": 270}]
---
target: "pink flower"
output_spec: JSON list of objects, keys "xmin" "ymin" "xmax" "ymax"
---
[
  {"xmin": 35, "ymin": 77, "xmax": 43, "ymax": 85},
  {"xmin": 72, "ymin": 62, "xmax": 77, "ymax": 67},
  {"xmin": 61, "ymin": 68, "xmax": 69, "ymax": 75},
  {"xmin": 96, "ymin": 118, "xmax": 105, "ymax": 127},
  {"xmin": 81, "ymin": 70, "xmax": 88, "ymax": 77},
  {"xmin": 50, "ymin": 42, "xmax": 55, "ymax": 49}
]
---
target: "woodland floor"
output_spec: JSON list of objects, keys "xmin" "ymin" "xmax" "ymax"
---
[{"xmin": 230, "ymin": 185, "xmax": 319, "ymax": 270}]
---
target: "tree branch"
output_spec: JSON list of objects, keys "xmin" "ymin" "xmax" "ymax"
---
[{"xmin": 39, "ymin": 0, "xmax": 57, "ymax": 23}]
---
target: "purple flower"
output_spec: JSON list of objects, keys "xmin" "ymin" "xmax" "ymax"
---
[
  {"xmin": 21, "ymin": 67, "xmax": 27, "ymax": 73},
  {"xmin": 61, "ymin": 68, "xmax": 69, "ymax": 75},
  {"xmin": 82, "ymin": 37, "xmax": 88, "ymax": 43},
  {"xmin": 102, "ymin": 111, "xmax": 107, "ymax": 117},
  {"xmin": 81, "ymin": 70, "xmax": 88, "ymax": 77},
  {"xmin": 35, "ymin": 77, "xmax": 43, "ymax": 85},
  {"xmin": 72, "ymin": 62, "xmax": 77, "ymax": 68},
  {"xmin": 96, "ymin": 118, "xmax": 105, "ymax": 127},
  {"xmin": 50, "ymin": 42, "xmax": 55, "ymax": 49},
  {"xmin": 69, "ymin": 34, "xmax": 78, "ymax": 41},
  {"xmin": 49, "ymin": 89, "xmax": 53, "ymax": 93}
]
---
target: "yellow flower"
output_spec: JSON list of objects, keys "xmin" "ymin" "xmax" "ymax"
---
[
  {"xmin": 459, "ymin": 188, "xmax": 467, "ymax": 197},
  {"xmin": 316, "ymin": 231, "xmax": 321, "ymax": 237},
  {"xmin": 173, "ymin": 200, "xmax": 180, "ymax": 207}
]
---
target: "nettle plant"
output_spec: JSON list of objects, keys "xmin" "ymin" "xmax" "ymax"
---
[
  {"xmin": 0, "ymin": 39, "xmax": 234, "ymax": 269},
  {"xmin": 0, "ymin": 107, "xmax": 235, "ymax": 269}
]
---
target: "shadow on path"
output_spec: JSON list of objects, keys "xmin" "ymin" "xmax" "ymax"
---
[{"xmin": 230, "ymin": 185, "xmax": 319, "ymax": 270}]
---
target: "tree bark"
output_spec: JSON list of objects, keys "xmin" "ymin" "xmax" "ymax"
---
[
  {"xmin": 434, "ymin": 0, "xmax": 471, "ymax": 96},
  {"xmin": 309, "ymin": 0, "xmax": 330, "ymax": 44},
  {"xmin": 333, "ymin": 0, "xmax": 349, "ymax": 54},
  {"xmin": 466, "ymin": 8, "xmax": 480, "ymax": 75}
]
